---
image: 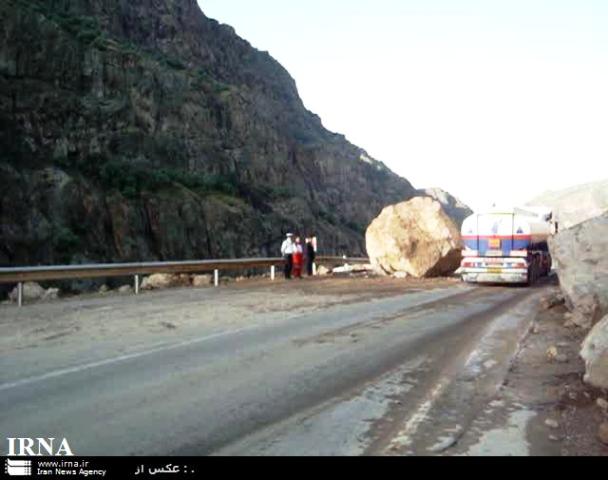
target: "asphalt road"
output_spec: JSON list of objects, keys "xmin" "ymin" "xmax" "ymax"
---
[{"xmin": 0, "ymin": 278, "xmax": 548, "ymax": 455}]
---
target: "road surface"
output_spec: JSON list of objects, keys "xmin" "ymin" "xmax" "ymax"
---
[{"xmin": 0, "ymin": 276, "xmax": 549, "ymax": 455}]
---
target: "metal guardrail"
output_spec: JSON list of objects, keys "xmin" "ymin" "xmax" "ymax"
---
[{"xmin": 0, "ymin": 256, "xmax": 370, "ymax": 306}]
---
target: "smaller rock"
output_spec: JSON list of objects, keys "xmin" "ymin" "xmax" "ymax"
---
[
  {"xmin": 598, "ymin": 422, "xmax": 608, "ymax": 445},
  {"xmin": 545, "ymin": 418, "xmax": 560, "ymax": 429},
  {"xmin": 332, "ymin": 265, "xmax": 354, "ymax": 274},
  {"xmin": 8, "ymin": 282, "xmax": 46, "ymax": 302},
  {"xmin": 316, "ymin": 266, "xmax": 330, "ymax": 276},
  {"xmin": 98, "ymin": 284, "xmax": 110, "ymax": 294},
  {"xmin": 42, "ymin": 288, "xmax": 59, "ymax": 301},
  {"xmin": 393, "ymin": 271, "xmax": 408, "ymax": 279},
  {"xmin": 597, "ymin": 398, "xmax": 608, "ymax": 411},
  {"xmin": 548, "ymin": 435, "xmax": 561, "ymax": 442},
  {"xmin": 118, "ymin": 285, "xmax": 133, "ymax": 294},
  {"xmin": 531, "ymin": 323, "xmax": 540, "ymax": 334},
  {"xmin": 570, "ymin": 311, "xmax": 593, "ymax": 329},
  {"xmin": 541, "ymin": 292, "xmax": 565, "ymax": 310},
  {"xmin": 192, "ymin": 275, "xmax": 212, "ymax": 287},
  {"xmin": 546, "ymin": 346, "xmax": 559, "ymax": 361},
  {"xmin": 141, "ymin": 273, "xmax": 179, "ymax": 290}
]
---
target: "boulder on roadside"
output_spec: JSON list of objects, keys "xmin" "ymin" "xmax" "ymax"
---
[
  {"xmin": 316, "ymin": 266, "xmax": 330, "ymax": 276},
  {"xmin": 192, "ymin": 274, "xmax": 212, "ymax": 287},
  {"xmin": 546, "ymin": 345, "xmax": 559, "ymax": 361},
  {"xmin": 580, "ymin": 314, "xmax": 608, "ymax": 389},
  {"xmin": 549, "ymin": 212, "xmax": 608, "ymax": 327},
  {"xmin": 332, "ymin": 265, "xmax": 354, "ymax": 274},
  {"xmin": 9, "ymin": 282, "xmax": 46, "ymax": 302},
  {"xmin": 141, "ymin": 273, "xmax": 181, "ymax": 290},
  {"xmin": 365, "ymin": 196, "xmax": 463, "ymax": 278},
  {"xmin": 118, "ymin": 285, "xmax": 133, "ymax": 294},
  {"xmin": 42, "ymin": 288, "xmax": 59, "ymax": 301}
]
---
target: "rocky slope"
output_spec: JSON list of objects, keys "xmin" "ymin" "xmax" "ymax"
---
[
  {"xmin": 0, "ymin": 0, "xmax": 418, "ymax": 270},
  {"xmin": 527, "ymin": 179, "xmax": 608, "ymax": 230}
]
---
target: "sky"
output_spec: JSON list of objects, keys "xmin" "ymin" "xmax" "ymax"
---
[{"xmin": 197, "ymin": 0, "xmax": 608, "ymax": 211}]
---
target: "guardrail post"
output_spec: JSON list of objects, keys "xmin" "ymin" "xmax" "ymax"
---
[
  {"xmin": 214, "ymin": 269, "xmax": 219, "ymax": 287},
  {"xmin": 134, "ymin": 275, "xmax": 140, "ymax": 295},
  {"xmin": 270, "ymin": 265, "xmax": 275, "ymax": 281},
  {"xmin": 17, "ymin": 282, "xmax": 23, "ymax": 307}
]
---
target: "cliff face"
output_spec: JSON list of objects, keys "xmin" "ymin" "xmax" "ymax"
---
[
  {"xmin": 527, "ymin": 179, "xmax": 608, "ymax": 230},
  {"xmin": 0, "ymin": 0, "xmax": 416, "ymax": 267}
]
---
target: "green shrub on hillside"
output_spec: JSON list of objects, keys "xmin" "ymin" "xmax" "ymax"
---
[{"xmin": 96, "ymin": 159, "xmax": 239, "ymax": 198}]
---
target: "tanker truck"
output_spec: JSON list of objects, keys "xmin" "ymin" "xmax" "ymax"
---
[{"xmin": 459, "ymin": 206, "xmax": 555, "ymax": 285}]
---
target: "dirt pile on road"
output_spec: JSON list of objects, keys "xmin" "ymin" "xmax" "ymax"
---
[{"xmin": 365, "ymin": 197, "xmax": 463, "ymax": 277}]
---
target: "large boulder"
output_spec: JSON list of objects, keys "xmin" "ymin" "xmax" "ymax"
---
[
  {"xmin": 8, "ymin": 282, "xmax": 46, "ymax": 302},
  {"xmin": 580, "ymin": 314, "xmax": 608, "ymax": 389},
  {"xmin": 418, "ymin": 188, "xmax": 473, "ymax": 228},
  {"xmin": 192, "ymin": 274, "xmax": 212, "ymax": 287},
  {"xmin": 365, "ymin": 197, "xmax": 463, "ymax": 277},
  {"xmin": 140, "ymin": 273, "xmax": 189, "ymax": 290},
  {"xmin": 549, "ymin": 212, "xmax": 608, "ymax": 328}
]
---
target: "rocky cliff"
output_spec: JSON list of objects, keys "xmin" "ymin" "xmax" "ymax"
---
[
  {"xmin": 527, "ymin": 179, "xmax": 608, "ymax": 230},
  {"xmin": 0, "ymin": 0, "xmax": 418, "ymax": 269}
]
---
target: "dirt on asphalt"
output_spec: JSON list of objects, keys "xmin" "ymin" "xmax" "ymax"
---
[{"xmin": 0, "ymin": 275, "xmax": 461, "ymax": 356}]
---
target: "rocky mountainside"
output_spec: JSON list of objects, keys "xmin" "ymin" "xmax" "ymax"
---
[
  {"xmin": 0, "ymin": 0, "xmax": 419, "ymax": 268},
  {"xmin": 527, "ymin": 179, "xmax": 608, "ymax": 230}
]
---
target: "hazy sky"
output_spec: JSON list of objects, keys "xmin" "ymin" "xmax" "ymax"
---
[{"xmin": 198, "ymin": 0, "xmax": 608, "ymax": 211}]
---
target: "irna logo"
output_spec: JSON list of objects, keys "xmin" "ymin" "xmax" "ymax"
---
[{"xmin": 7, "ymin": 438, "xmax": 74, "ymax": 456}]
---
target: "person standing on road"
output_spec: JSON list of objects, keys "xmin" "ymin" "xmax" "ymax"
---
[
  {"xmin": 281, "ymin": 233, "xmax": 295, "ymax": 279},
  {"xmin": 292, "ymin": 237, "xmax": 304, "ymax": 279},
  {"xmin": 305, "ymin": 237, "xmax": 316, "ymax": 276}
]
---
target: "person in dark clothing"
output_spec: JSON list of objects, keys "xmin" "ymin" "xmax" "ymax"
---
[{"xmin": 305, "ymin": 237, "xmax": 316, "ymax": 276}]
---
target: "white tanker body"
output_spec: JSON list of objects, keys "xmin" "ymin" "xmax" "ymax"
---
[{"xmin": 459, "ymin": 206, "xmax": 554, "ymax": 285}]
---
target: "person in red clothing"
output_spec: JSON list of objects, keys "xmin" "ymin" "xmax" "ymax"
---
[{"xmin": 292, "ymin": 236, "xmax": 304, "ymax": 279}]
